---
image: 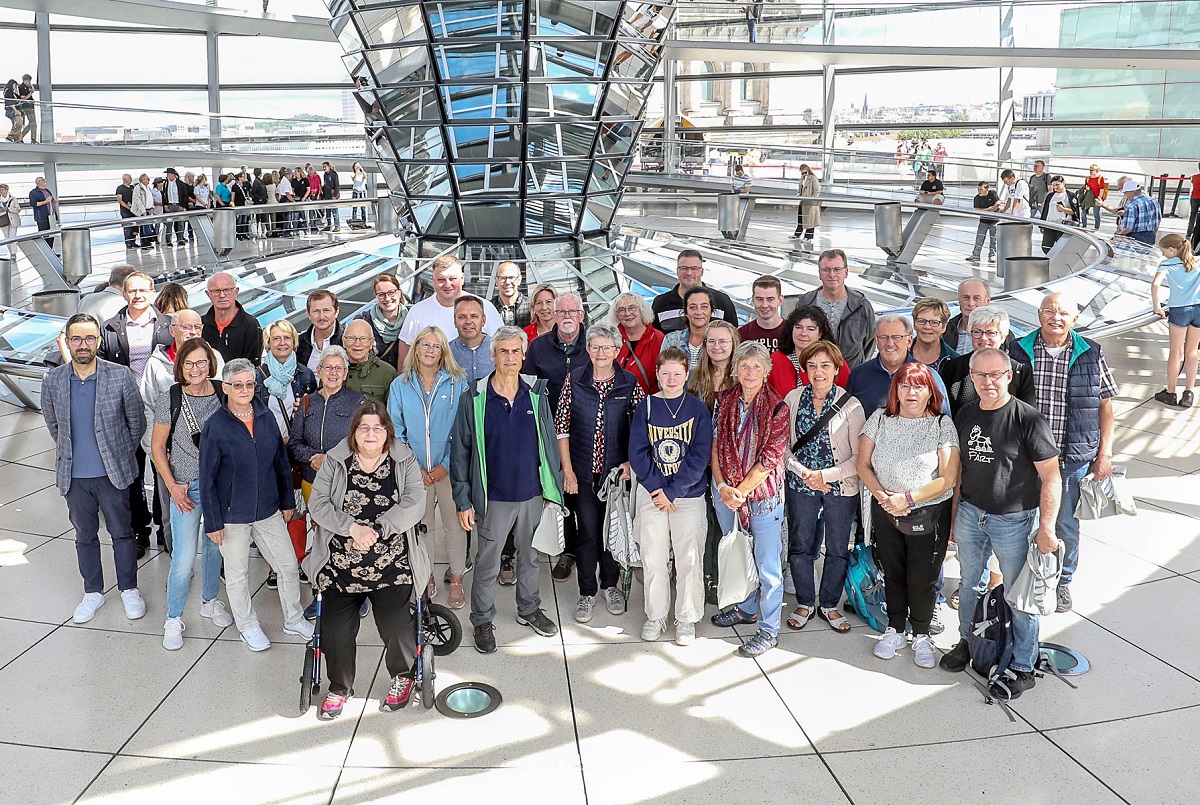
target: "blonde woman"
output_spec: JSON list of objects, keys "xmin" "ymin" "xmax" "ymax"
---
[
  {"xmin": 387, "ymin": 325, "xmax": 471, "ymax": 608},
  {"xmin": 792, "ymin": 163, "xmax": 821, "ymax": 242},
  {"xmin": 524, "ymin": 283, "xmax": 557, "ymax": 342},
  {"xmin": 688, "ymin": 320, "xmax": 740, "ymax": 410}
]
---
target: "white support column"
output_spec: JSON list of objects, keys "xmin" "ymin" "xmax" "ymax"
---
[
  {"xmin": 997, "ymin": 2, "xmax": 1015, "ymax": 173},
  {"xmin": 207, "ymin": 31, "xmax": 222, "ymax": 152},
  {"xmin": 35, "ymin": 12, "xmax": 57, "ymax": 190},
  {"xmin": 820, "ymin": 0, "xmax": 836, "ymax": 184},
  {"xmin": 663, "ymin": 55, "xmax": 678, "ymax": 173}
]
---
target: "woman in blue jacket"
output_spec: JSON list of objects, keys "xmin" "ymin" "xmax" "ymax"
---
[{"xmin": 387, "ymin": 325, "xmax": 470, "ymax": 609}]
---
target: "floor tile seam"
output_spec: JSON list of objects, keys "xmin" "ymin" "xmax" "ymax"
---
[
  {"xmin": 1028, "ymin": 728, "xmax": 1134, "ymax": 804},
  {"xmin": 0, "ymin": 619, "xmax": 68, "ymax": 674},
  {"xmin": 1075, "ymin": 532, "xmax": 1190, "ymax": 577},
  {"xmin": 750, "ymin": 651, "xmax": 856, "ymax": 805},
  {"xmin": 337, "ymin": 649, "xmax": 386, "ymax": 770},
  {"xmin": 1038, "ymin": 701, "xmax": 1200, "ymax": 736},
  {"xmin": 549, "ymin": 567, "xmax": 591, "ymax": 805},
  {"xmin": 1077, "ymin": 611, "xmax": 1200, "ymax": 686}
]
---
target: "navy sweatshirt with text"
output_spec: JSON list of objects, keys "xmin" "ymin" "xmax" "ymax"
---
[{"xmin": 628, "ymin": 391, "xmax": 713, "ymax": 502}]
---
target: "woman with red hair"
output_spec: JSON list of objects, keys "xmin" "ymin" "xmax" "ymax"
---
[{"xmin": 856, "ymin": 362, "xmax": 960, "ymax": 670}]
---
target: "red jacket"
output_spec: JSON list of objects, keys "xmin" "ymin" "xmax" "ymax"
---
[
  {"xmin": 768, "ymin": 350, "xmax": 848, "ymax": 399},
  {"xmin": 616, "ymin": 323, "xmax": 664, "ymax": 394}
]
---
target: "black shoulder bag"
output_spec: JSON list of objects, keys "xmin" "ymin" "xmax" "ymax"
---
[{"xmin": 791, "ymin": 391, "xmax": 850, "ymax": 454}]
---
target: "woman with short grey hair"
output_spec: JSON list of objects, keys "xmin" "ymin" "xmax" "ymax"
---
[
  {"xmin": 611, "ymin": 292, "xmax": 662, "ymax": 393},
  {"xmin": 938, "ymin": 306, "xmax": 1034, "ymax": 416},
  {"xmin": 199, "ymin": 358, "xmax": 312, "ymax": 652}
]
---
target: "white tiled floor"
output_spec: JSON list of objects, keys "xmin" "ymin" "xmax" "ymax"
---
[{"xmin": 2, "ymin": 321, "xmax": 1199, "ymax": 804}]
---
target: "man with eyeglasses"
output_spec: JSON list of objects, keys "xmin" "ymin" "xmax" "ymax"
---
[
  {"xmin": 201, "ymin": 271, "xmax": 263, "ymax": 365},
  {"xmin": 296, "ymin": 290, "xmax": 344, "ymax": 374},
  {"xmin": 522, "ymin": 291, "xmax": 588, "ymax": 582},
  {"xmin": 650, "ymin": 249, "xmax": 739, "ymax": 335},
  {"xmin": 793, "ymin": 248, "xmax": 876, "ymax": 369},
  {"xmin": 397, "ymin": 255, "xmax": 503, "ymax": 367},
  {"xmin": 940, "ymin": 347, "xmax": 1061, "ymax": 702},
  {"xmin": 42, "ymin": 313, "xmax": 148, "ymax": 625},
  {"xmin": 343, "ymin": 319, "xmax": 397, "ymax": 403},
  {"xmin": 491, "ymin": 261, "xmax": 530, "ymax": 328},
  {"xmin": 846, "ymin": 314, "xmax": 950, "ymax": 417},
  {"xmin": 96, "ymin": 271, "xmax": 173, "ymax": 552},
  {"xmin": 1008, "ymin": 293, "xmax": 1116, "ymax": 614},
  {"xmin": 939, "ymin": 306, "xmax": 1034, "ymax": 417},
  {"xmin": 942, "ymin": 279, "xmax": 1014, "ymax": 355},
  {"xmin": 449, "ymin": 295, "xmax": 495, "ymax": 383}
]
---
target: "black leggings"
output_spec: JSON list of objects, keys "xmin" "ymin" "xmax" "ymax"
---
[
  {"xmin": 871, "ymin": 499, "xmax": 952, "ymax": 635},
  {"xmin": 321, "ymin": 583, "xmax": 415, "ymax": 695},
  {"xmin": 574, "ymin": 474, "xmax": 619, "ymax": 597}
]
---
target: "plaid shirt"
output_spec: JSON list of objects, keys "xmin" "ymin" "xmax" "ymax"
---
[
  {"xmin": 1121, "ymin": 193, "xmax": 1161, "ymax": 234},
  {"xmin": 492, "ymin": 292, "xmax": 531, "ymax": 328},
  {"xmin": 1030, "ymin": 335, "xmax": 1118, "ymax": 454}
]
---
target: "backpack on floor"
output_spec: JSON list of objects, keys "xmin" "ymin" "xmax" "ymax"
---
[
  {"xmin": 843, "ymin": 542, "xmax": 887, "ymax": 633},
  {"xmin": 968, "ymin": 584, "xmax": 1018, "ymax": 700}
]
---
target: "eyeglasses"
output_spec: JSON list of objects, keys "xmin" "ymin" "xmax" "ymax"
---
[
  {"xmin": 225, "ymin": 381, "xmax": 257, "ymax": 392},
  {"xmin": 356, "ymin": 425, "xmax": 387, "ymax": 435},
  {"xmin": 268, "ymin": 335, "xmax": 292, "ymax": 345},
  {"xmin": 818, "ymin": 266, "xmax": 847, "ymax": 275},
  {"xmin": 319, "ymin": 364, "xmax": 346, "ymax": 374},
  {"xmin": 182, "ymin": 360, "xmax": 209, "ymax": 370},
  {"xmin": 125, "ymin": 287, "xmax": 152, "ymax": 296},
  {"xmin": 1039, "ymin": 308, "xmax": 1075, "ymax": 320},
  {"xmin": 969, "ymin": 369, "xmax": 1011, "ymax": 381},
  {"xmin": 67, "ymin": 335, "xmax": 98, "ymax": 346},
  {"xmin": 418, "ymin": 342, "xmax": 443, "ymax": 351},
  {"xmin": 375, "ymin": 289, "xmax": 400, "ymax": 300},
  {"xmin": 705, "ymin": 338, "xmax": 733, "ymax": 347},
  {"xmin": 876, "ymin": 334, "xmax": 911, "ymax": 343},
  {"xmin": 970, "ymin": 329, "xmax": 1001, "ymax": 339},
  {"xmin": 615, "ymin": 305, "xmax": 640, "ymax": 315},
  {"xmin": 175, "ymin": 324, "xmax": 203, "ymax": 333},
  {"xmin": 914, "ymin": 318, "xmax": 945, "ymax": 328},
  {"xmin": 343, "ymin": 335, "xmax": 373, "ymax": 344},
  {"xmin": 555, "ymin": 309, "xmax": 584, "ymax": 317},
  {"xmin": 497, "ymin": 276, "xmax": 519, "ymax": 284},
  {"xmin": 588, "ymin": 344, "xmax": 616, "ymax": 354},
  {"xmin": 897, "ymin": 383, "xmax": 929, "ymax": 393},
  {"xmin": 207, "ymin": 287, "xmax": 236, "ymax": 296}
]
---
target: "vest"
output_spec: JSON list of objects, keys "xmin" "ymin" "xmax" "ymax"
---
[
  {"xmin": 567, "ymin": 363, "xmax": 638, "ymax": 488},
  {"xmin": 1011, "ymin": 330, "xmax": 1102, "ymax": 464}
]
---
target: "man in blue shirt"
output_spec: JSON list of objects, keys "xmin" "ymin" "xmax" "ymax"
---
[
  {"xmin": 449, "ymin": 295, "xmax": 494, "ymax": 383},
  {"xmin": 1115, "ymin": 180, "xmax": 1162, "ymax": 245},
  {"xmin": 451, "ymin": 326, "xmax": 566, "ymax": 654},
  {"xmin": 847, "ymin": 314, "xmax": 951, "ymax": 416}
]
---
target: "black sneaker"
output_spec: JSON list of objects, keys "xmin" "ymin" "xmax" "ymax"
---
[
  {"xmin": 474, "ymin": 622, "xmax": 497, "ymax": 654},
  {"xmin": 516, "ymin": 608, "xmax": 558, "ymax": 637},
  {"xmin": 990, "ymin": 669, "xmax": 1036, "ymax": 700},
  {"xmin": 498, "ymin": 556, "xmax": 516, "ymax": 586},
  {"xmin": 551, "ymin": 554, "xmax": 575, "ymax": 582},
  {"xmin": 1055, "ymin": 584, "xmax": 1072, "ymax": 613},
  {"xmin": 266, "ymin": 571, "xmax": 278, "ymax": 590},
  {"xmin": 1154, "ymin": 388, "xmax": 1179, "ymax": 406},
  {"xmin": 1181, "ymin": 390, "xmax": 1194, "ymax": 408},
  {"xmin": 704, "ymin": 575, "xmax": 718, "ymax": 606},
  {"xmin": 939, "ymin": 639, "xmax": 971, "ymax": 672},
  {"xmin": 298, "ymin": 568, "xmax": 309, "ymax": 584}
]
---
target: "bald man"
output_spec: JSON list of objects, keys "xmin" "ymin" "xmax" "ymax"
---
[
  {"xmin": 343, "ymin": 319, "xmax": 397, "ymax": 402},
  {"xmin": 1008, "ymin": 292, "xmax": 1117, "ymax": 614},
  {"xmin": 943, "ymin": 279, "xmax": 1013, "ymax": 355},
  {"xmin": 491, "ymin": 261, "xmax": 530, "ymax": 328}
]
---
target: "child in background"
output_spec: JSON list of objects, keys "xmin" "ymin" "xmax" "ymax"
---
[{"xmin": 1152, "ymin": 233, "xmax": 1200, "ymax": 407}]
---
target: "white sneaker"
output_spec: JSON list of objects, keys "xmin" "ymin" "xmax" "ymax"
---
[
  {"xmin": 240, "ymin": 626, "xmax": 271, "ymax": 651},
  {"xmin": 873, "ymin": 627, "xmax": 907, "ymax": 660},
  {"xmin": 911, "ymin": 634, "xmax": 936, "ymax": 668},
  {"xmin": 200, "ymin": 599, "xmax": 234, "ymax": 628},
  {"xmin": 163, "ymin": 618, "xmax": 185, "ymax": 651},
  {"xmin": 575, "ymin": 595, "xmax": 595, "ymax": 623},
  {"xmin": 674, "ymin": 620, "xmax": 696, "ymax": 646},
  {"xmin": 72, "ymin": 592, "xmax": 105, "ymax": 624},
  {"xmin": 641, "ymin": 618, "xmax": 666, "ymax": 641},
  {"xmin": 121, "ymin": 589, "xmax": 147, "ymax": 620},
  {"xmin": 283, "ymin": 619, "xmax": 315, "ymax": 640},
  {"xmin": 604, "ymin": 587, "xmax": 625, "ymax": 616}
]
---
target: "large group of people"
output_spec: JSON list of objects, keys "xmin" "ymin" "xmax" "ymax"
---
[{"xmin": 44, "ymin": 244, "xmax": 1121, "ymax": 719}]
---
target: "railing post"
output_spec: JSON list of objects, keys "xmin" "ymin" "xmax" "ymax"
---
[
  {"xmin": 995, "ymin": 222, "xmax": 1033, "ymax": 279},
  {"xmin": 61, "ymin": 228, "xmax": 92, "ymax": 285},
  {"xmin": 375, "ymin": 197, "xmax": 398, "ymax": 234},
  {"xmin": 211, "ymin": 207, "xmax": 236, "ymax": 255}
]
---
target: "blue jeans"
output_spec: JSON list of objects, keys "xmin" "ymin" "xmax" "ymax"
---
[
  {"xmin": 166, "ymin": 480, "xmax": 223, "ymax": 619},
  {"xmin": 954, "ymin": 500, "xmax": 1041, "ymax": 672},
  {"xmin": 713, "ymin": 487, "xmax": 784, "ymax": 637},
  {"xmin": 1089, "ymin": 206, "xmax": 1101, "ymax": 229},
  {"xmin": 1056, "ymin": 460, "xmax": 1090, "ymax": 586},
  {"xmin": 785, "ymin": 484, "xmax": 856, "ymax": 610}
]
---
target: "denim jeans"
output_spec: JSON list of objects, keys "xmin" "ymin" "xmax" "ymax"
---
[
  {"xmin": 954, "ymin": 500, "xmax": 1041, "ymax": 672},
  {"xmin": 1089, "ymin": 206, "xmax": 1101, "ymax": 229},
  {"xmin": 166, "ymin": 480, "xmax": 223, "ymax": 619},
  {"xmin": 785, "ymin": 484, "xmax": 856, "ymax": 610},
  {"xmin": 713, "ymin": 486, "xmax": 784, "ymax": 637},
  {"xmin": 970, "ymin": 220, "xmax": 997, "ymax": 259},
  {"xmin": 1056, "ymin": 459, "xmax": 1090, "ymax": 586},
  {"xmin": 351, "ymin": 189, "xmax": 367, "ymax": 221}
]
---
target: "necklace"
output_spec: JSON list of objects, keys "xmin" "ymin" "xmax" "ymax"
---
[
  {"xmin": 232, "ymin": 409, "xmax": 253, "ymax": 419},
  {"xmin": 662, "ymin": 394, "xmax": 686, "ymax": 419}
]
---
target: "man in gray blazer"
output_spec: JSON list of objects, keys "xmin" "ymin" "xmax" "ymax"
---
[{"xmin": 42, "ymin": 313, "xmax": 148, "ymax": 624}]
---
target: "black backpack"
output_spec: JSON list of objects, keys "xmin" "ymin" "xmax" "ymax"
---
[
  {"xmin": 167, "ymin": 382, "xmax": 227, "ymax": 451},
  {"xmin": 967, "ymin": 584, "xmax": 1017, "ymax": 702}
]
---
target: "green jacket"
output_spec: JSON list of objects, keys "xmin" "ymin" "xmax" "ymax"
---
[
  {"xmin": 345, "ymin": 353, "xmax": 397, "ymax": 403},
  {"xmin": 450, "ymin": 373, "xmax": 564, "ymax": 521}
]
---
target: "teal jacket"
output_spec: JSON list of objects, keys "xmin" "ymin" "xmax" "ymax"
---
[
  {"xmin": 387, "ymin": 369, "xmax": 469, "ymax": 471},
  {"xmin": 450, "ymin": 373, "xmax": 564, "ymax": 520}
]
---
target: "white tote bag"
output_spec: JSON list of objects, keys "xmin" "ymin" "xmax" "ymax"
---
[
  {"xmin": 716, "ymin": 517, "xmax": 759, "ymax": 609},
  {"xmin": 532, "ymin": 501, "xmax": 565, "ymax": 556}
]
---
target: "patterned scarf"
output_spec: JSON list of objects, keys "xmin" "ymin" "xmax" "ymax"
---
[
  {"xmin": 714, "ymin": 383, "xmax": 790, "ymax": 512},
  {"xmin": 370, "ymin": 303, "xmax": 407, "ymax": 343}
]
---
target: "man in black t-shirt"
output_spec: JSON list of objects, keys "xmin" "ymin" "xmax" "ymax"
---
[
  {"xmin": 967, "ymin": 181, "xmax": 1000, "ymax": 264},
  {"xmin": 916, "ymin": 170, "xmax": 945, "ymax": 205},
  {"xmin": 939, "ymin": 347, "xmax": 1061, "ymax": 700},
  {"xmin": 115, "ymin": 174, "xmax": 138, "ymax": 248}
]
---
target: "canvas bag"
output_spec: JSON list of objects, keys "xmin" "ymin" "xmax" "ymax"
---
[
  {"xmin": 716, "ymin": 515, "xmax": 758, "ymax": 610},
  {"xmin": 532, "ymin": 501, "xmax": 565, "ymax": 555},
  {"xmin": 1075, "ymin": 466, "xmax": 1136, "ymax": 520}
]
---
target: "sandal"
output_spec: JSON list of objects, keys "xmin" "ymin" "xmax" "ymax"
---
[
  {"xmin": 710, "ymin": 607, "xmax": 758, "ymax": 628},
  {"xmin": 447, "ymin": 575, "xmax": 465, "ymax": 610},
  {"xmin": 786, "ymin": 606, "xmax": 813, "ymax": 630},
  {"xmin": 819, "ymin": 607, "xmax": 851, "ymax": 633},
  {"xmin": 426, "ymin": 578, "xmax": 437, "ymax": 599},
  {"xmin": 949, "ymin": 590, "xmax": 960, "ymax": 610}
]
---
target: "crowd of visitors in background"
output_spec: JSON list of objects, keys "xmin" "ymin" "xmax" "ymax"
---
[{"xmin": 43, "ymin": 241, "xmax": 1131, "ymax": 719}]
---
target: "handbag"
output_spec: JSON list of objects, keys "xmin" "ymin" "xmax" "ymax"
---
[
  {"xmin": 716, "ymin": 515, "xmax": 759, "ymax": 609},
  {"xmin": 532, "ymin": 501, "xmax": 565, "ymax": 555},
  {"xmin": 1008, "ymin": 541, "xmax": 1065, "ymax": 616},
  {"xmin": 1075, "ymin": 466, "xmax": 1136, "ymax": 520}
]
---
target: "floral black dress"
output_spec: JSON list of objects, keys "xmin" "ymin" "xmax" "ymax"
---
[{"xmin": 316, "ymin": 456, "xmax": 412, "ymax": 594}]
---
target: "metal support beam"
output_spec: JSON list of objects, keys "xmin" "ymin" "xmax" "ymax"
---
[
  {"xmin": 35, "ymin": 12, "xmax": 52, "ymax": 147},
  {"xmin": 189, "ymin": 213, "xmax": 221, "ymax": 271},
  {"xmin": 889, "ymin": 208, "xmax": 940, "ymax": 268},
  {"xmin": 996, "ymin": 2, "xmax": 1015, "ymax": 172},
  {"xmin": 207, "ymin": 31, "xmax": 221, "ymax": 152},
  {"xmin": 1046, "ymin": 231, "xmax": 1097, "ymax": 278},
  {"xmin": 663, "ymin": 55, "xmax": 678, "ymax": 174},
  {"xmin": 17, "ymin": 240, "xmax": 70, "ymax": 293},
  {"xmin": 820, "ymin": 0, "xmax": 836, "ymax": 184}
]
